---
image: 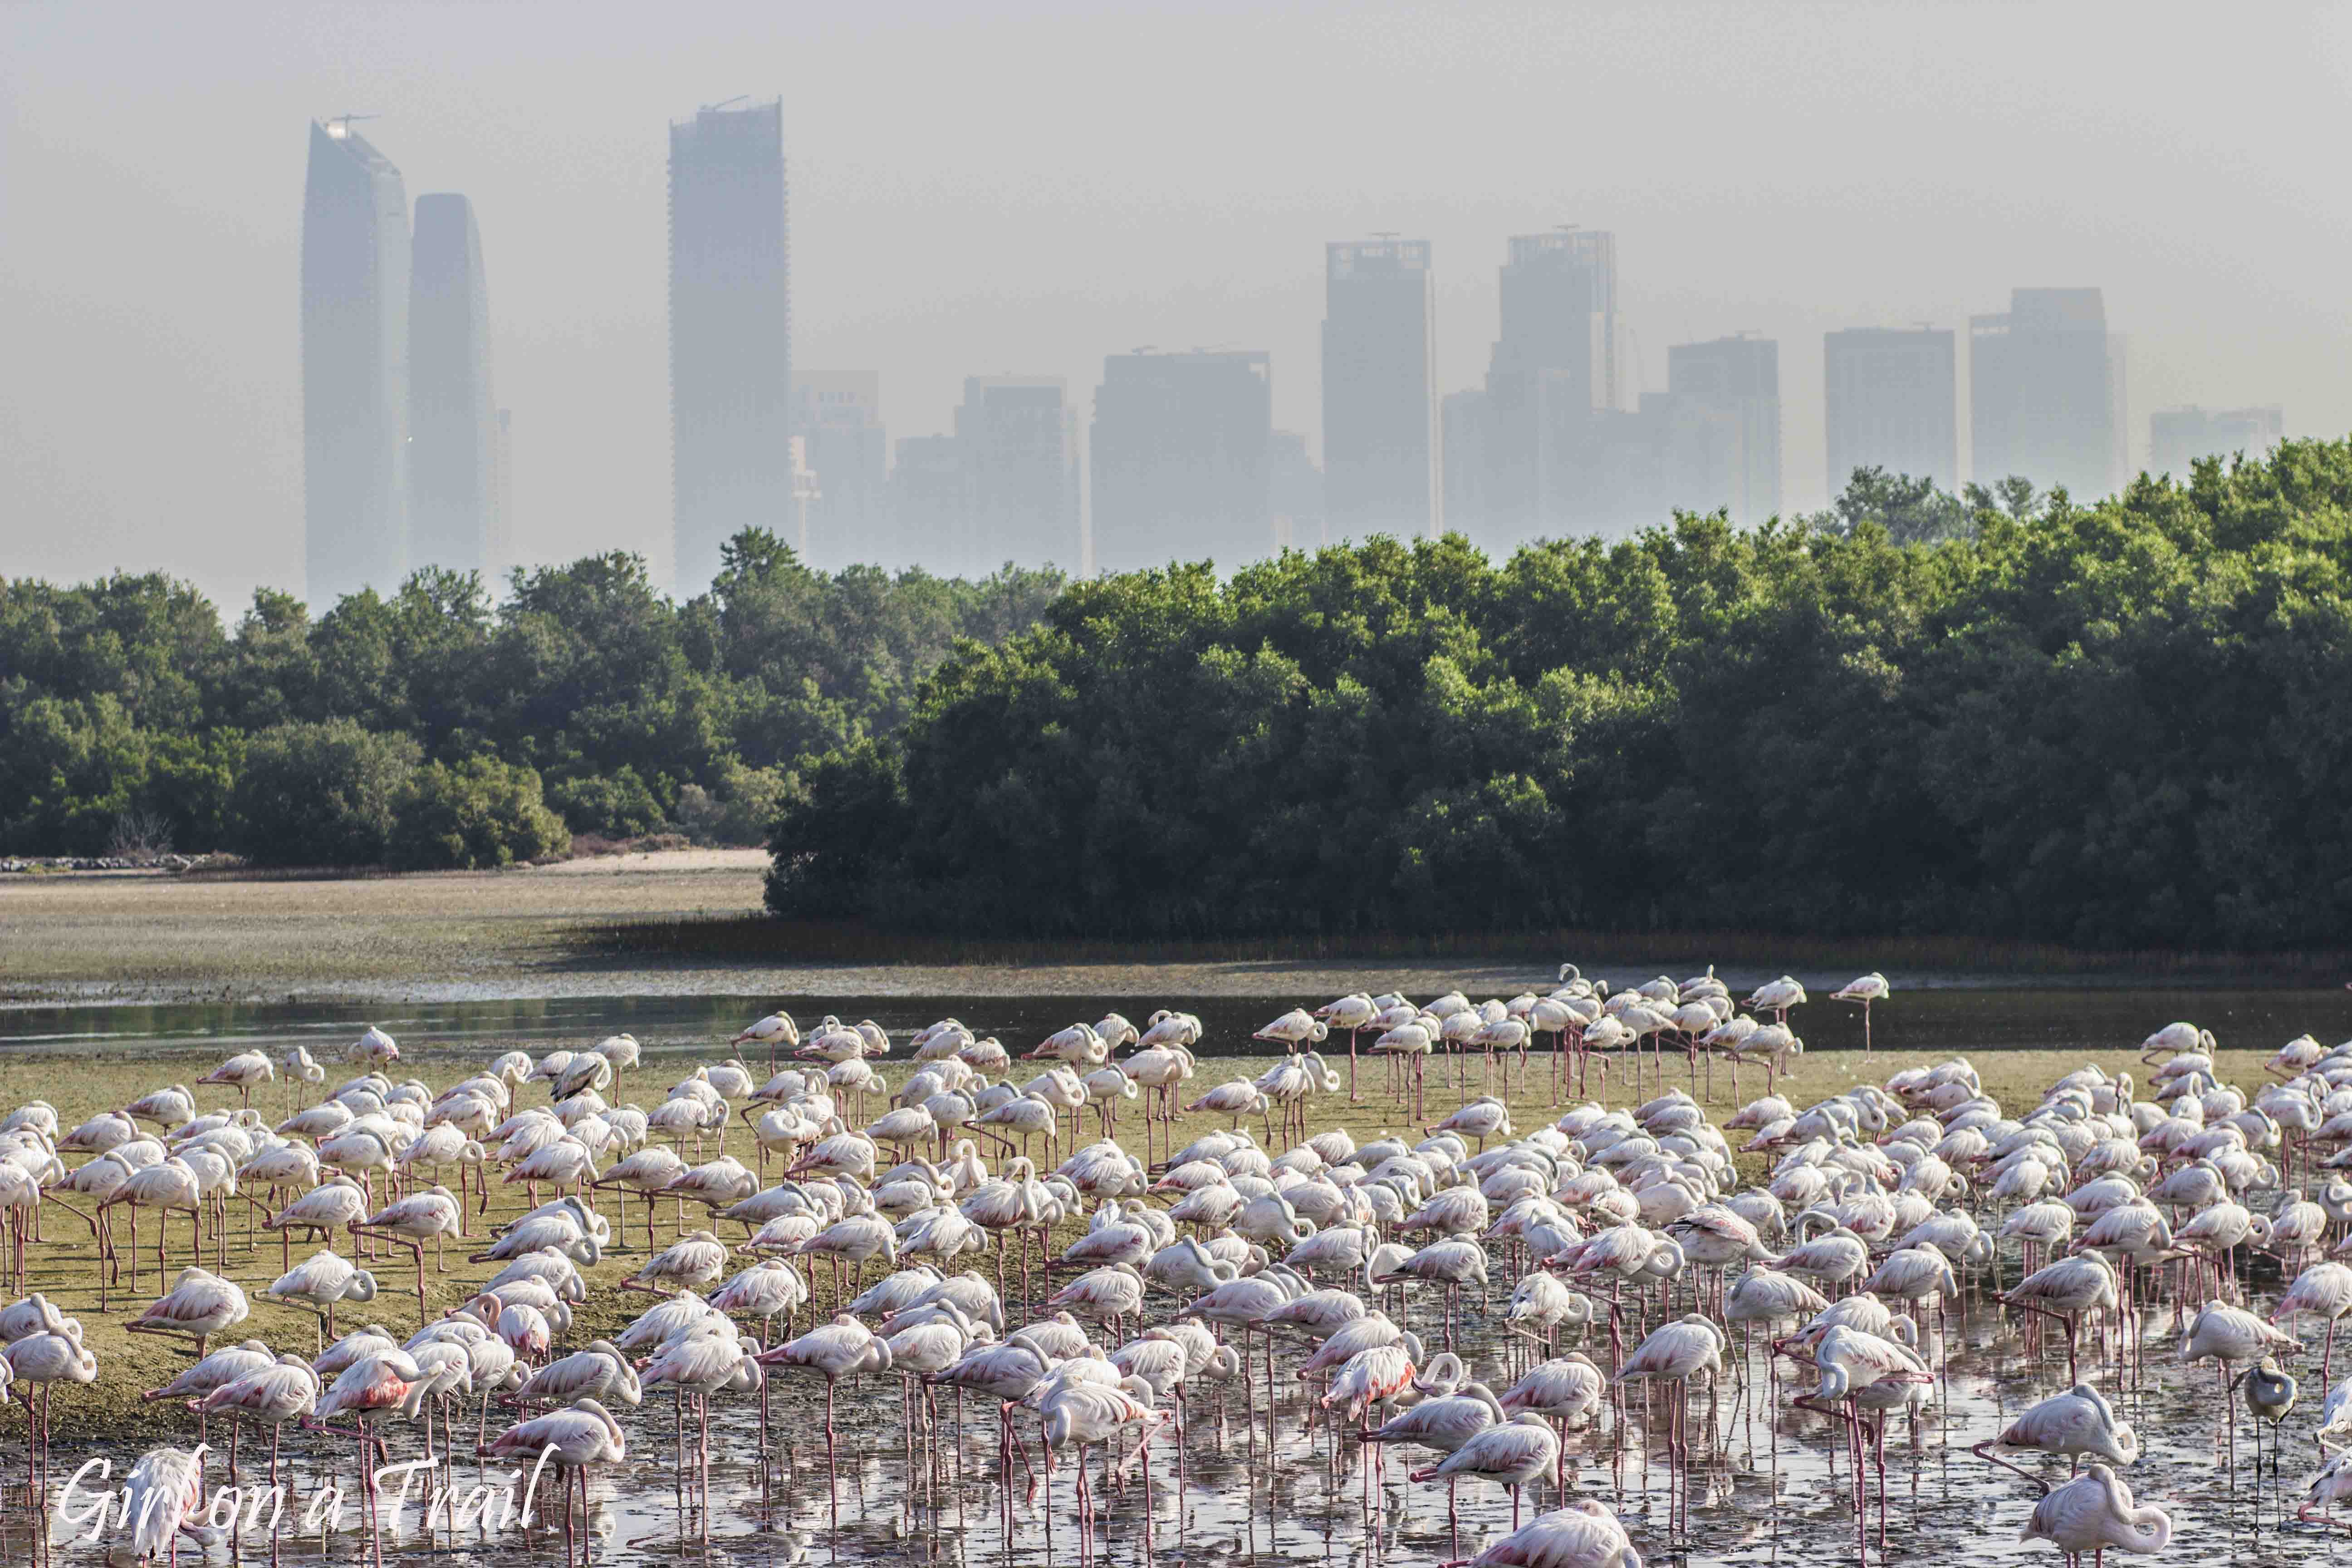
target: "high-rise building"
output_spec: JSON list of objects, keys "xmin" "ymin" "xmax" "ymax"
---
[
  {"xmin": 1321, "ymin": 240, "xmax": 1436, "ymax": 540},
  {"xmin": 956, "ymin": 377, "xmax": 1083, "ymax": 575},
  {"xmin": 1970, "ymin": 288, "xmax": 2118, "ymax": 498},
  {"xmin": 890, "ymin": 434, "xmax": 965, "ymax": 572},
  {"xmin": 2149, "ymin": 406, "xmax": 2284, "ymax": 476},
  {"xmin": 1473, "ymin": 230, "xmax": 1619, "ymax": 549},
  {"xmin": 302, "ymin": 118, "xmax": 412, "ymax": 606},
  {"xmin": 408, "ymin": 193, "xmax": 498, "ymax": 578},
  {"xmin": 1089, "ymin": 350, "xmax": 1273, "ymax": 575},
  {"xmin": 1269, "ymin": 430, "xmax": 1324, "ymax": 554},
  {"xmin": 1823, "ymin": 327, "xmax": 1957, "ymax": 495},
  {"xmin": 492, "ymin": 409, "xmax": 513, "ymax": 578},
  {"xmin": 794, "ymin": 372, "xmax": 889, "ymax": 571},
  {"xmin": 669, "ymin": 98, "xmax": 792, "ymax": 595},
  {"xmin": 1440, "ymin": 390, "xmax": 1492, "ymax": 542},
  {"xmin": 1664, "ymin": 336, "xmax": 1781, "ymax": 523}
]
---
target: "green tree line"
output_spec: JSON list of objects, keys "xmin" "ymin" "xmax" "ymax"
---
[
  {"xmin": 768, "ymin": 441, "xmax": 2352, "ymax": 950},
  {"xmin": 0, "ymin": 532, "xmax": 1061, "ymax": 868}
]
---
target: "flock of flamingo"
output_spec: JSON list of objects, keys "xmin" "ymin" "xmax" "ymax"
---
[{"xmin": 3, "ymin": 968, "xmax": 2352, "ymax": 1568}]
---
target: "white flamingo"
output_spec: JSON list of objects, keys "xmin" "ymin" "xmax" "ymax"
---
[
  {"xmin": 2019, "ymin": 1463, "xmax": 2171, "ymax": 1559},
  {"xmin": 487, "ymin": 1397, "xmax": 627, "ymax": 1564}
]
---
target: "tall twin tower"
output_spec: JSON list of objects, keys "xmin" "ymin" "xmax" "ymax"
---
[
  {"xmin": 302, "ymin": 103, "xmax": 789, "ymax": 606},
  {"xmin": 301, "ymin": 119, "xmax": 506, "ymax": 607}
]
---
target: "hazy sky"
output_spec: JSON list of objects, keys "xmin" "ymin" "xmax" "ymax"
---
[{"xmin": 5, "ymin": 2, "xmax": 2349, "ymax": 611}]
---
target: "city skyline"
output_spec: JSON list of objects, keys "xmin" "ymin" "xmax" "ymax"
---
[
  {"xmin": 8, "ymin": 5, "xmax": 2347, "ymax": 611},
  {"xmin": 304, "ymin": 107, "xmax": 2283, "ymax": 594}
]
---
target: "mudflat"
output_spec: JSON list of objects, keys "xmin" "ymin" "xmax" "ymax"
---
[
  {"xmin": 0, "ymin": 853, "xmax": 772, "ymax": 1005},
  {"xmin": 1, "ymin": 854, "xmax": 1555, "ymax": 1005}
]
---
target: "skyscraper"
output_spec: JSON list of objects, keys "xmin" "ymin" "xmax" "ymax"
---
[
  {"xmin": 1823, "ymin": 327, "xmax": 1957, "ymax": 495},
  {"xmin": 1970, "ymin": 288, "xmax": 2119, "ymax": 498},
  {"xmin": 1474, "ymin": 230, "xmax": 1619, "ymax": 549},
  {"xmin": 794, "ymin": 373, "xmax": 889, "ymax": 571},
  {"xmin": 1089, "ymin": 350, "xmax": 1273, "ymax": 575},
  {"xmin": 1321, "ymin": 240, "xmax": 1436, "ymax": 540},
  {"xmin": 408, "ymin": 193, "xmax": 498, "ymax": 578},
  {"xmin": 669, "ymin": 98, "xmax": 792, "ymax": 595},
  {"xmin": 1269, "ymin": 430, "xmax": 1324, "ymax": 554},
  {"xmin": 1664, "ymin": 336, "xmax": 1781, "ymax": 523},
  {"xmin": 302, "ymin": 118, "xmax": 411, "ymax": 606},
  {"xmin": 890, "ymin": 434, "xmax": 965, "ymax": 570},
  {"xmin": 955, "ymin": 376, "xmax": 1083, "ymax": 575},
  {"xmin": 2149, "ymin": 406, "xmax": 2284, "ymax": 476}
]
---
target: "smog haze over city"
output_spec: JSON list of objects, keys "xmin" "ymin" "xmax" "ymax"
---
[{"xmin": 5, "ymin": 1, "xmax": 2349, "ymax": 612}]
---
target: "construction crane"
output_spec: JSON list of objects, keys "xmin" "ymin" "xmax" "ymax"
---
[{"xmin": 323, "ymin": 113, "xmax": 379, "ymax": 139}]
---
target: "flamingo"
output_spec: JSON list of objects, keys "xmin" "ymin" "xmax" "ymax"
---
[
  {"xmin": 625, "ymin": 1229, "xmax": 731, "ymax": 1295},
  {"xmin": 487, "ymin": 1398, "xmax": 627, "ymax": 1565},
  {"xmin": 1613, "ymin": 1313, "xmax": 1725, "ymax": 1531},
  {"xmin": 118, "ymin": 1445, "xmax": 206, "ymax": 1566},
  {"xmin": 125, "ymin": 1264, "xmax": 249, "ymax": 1358},
  {"xmin": 1038, "ymin": 1375, "xmax": 1171, "ymax": 1550},
  {"xmin": 1412, "ymin": 1412, "xmax": 1563, "ymax": 1529},
  {"xmin": 2274, "ymin": 1260, "xmax": 2352, "ymax": 1381},
  {"xmin": 198, "ymin": 1049, "xmax": 276, "ymax": 1107},
  {"xmin": 356, "ymin": 1185, "xmax": 464, "ymax": 1321},
  {"xmin": 1314, "ymin": 993, "xmax": 1379, "ymax": 1100},
  {"xmin": 639, "ymin": 1332, "xmax": 760, "ymax": 1535},
  {"xmin": 98, "ymin": 1154, "xmax": 203, "ymax": 1295},
  {"xmin": 734, "ymin": 1010, "xmax": 801, "ymax": 1070},
  {"xmin": 1367, "ymin": 1376, "xmax": 1507, "ymax": 1553},
  {"xmin": 196, "ymin": 1352, "xmax": 320, "ymax": 1490},
  {"xmin": 761, "ymin": 1313, "xmax": 894, "ymax": 1496},
  {"xmin": 1798, "ymin": 1325, "xmax": 1933, "ymax": 1558},
  {"xmin": 5, "ymin": 1325, "xmax": 95, "ymax": 1498},
  {"xmin": 268, "ymin": 1250, "xmax": 381, "ymax": 1348},
  {"xmin": 2002, "ymin": 1253, "xmax": 2119, "ymax": 1382},
  {"xmin": 1498, "ymin": 1353, "xmax": 1603, "ymax": 1490},
  {"xmin": 1974, "ymin": 1383, "xmax": 2139, "ymax": 1483},
  {"xmin": 2019, "ymin": 1463, "xmax": 2172, "ymax": 1559},
  {"xmin": 1830, "ymin": 973, "xmax": 1890, "ymax": 1052},
  {"xmin": 1449, "ymin": 1499, "xmax": 1642, "ymax": 1568},
  {"xmin": 350, "ymin": 1024, "xmax": 400, "ymax": 1065}
]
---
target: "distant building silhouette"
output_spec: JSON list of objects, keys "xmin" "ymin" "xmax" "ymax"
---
[
  {"xmin": 1665, "ymin": 336, "xmax": 1781, "ymax": 523},
  {"xmin": 1440, "ymin": 389, "xmax": 1492, "ymax": 540},
  {"xmin": 1823, "ymin": 327, "xmax": 1956, "ymax": 496},
  {"xmin": 1089, "ymin": 350, "xmax": 1273, "ymax": 574},
  {"xmin": 2149, "ymin": 406, "xmax": 2283, "ymax": 477},
  {"xmin": 493, "ymin": 409, "xmax": 513, "ymax": 578},
  {"xmin": 408, "ymin": 193, "xmax": 498, "ymax": 579},
  {"xmin": 1970, "ymin": 288, "xmax": 2121, "ymax": 498},
  {"xmin": 794, "ymin": 372, "xmax": 888, "ymax": 571},
  {"xmin": 1269, "ymin": 430, "xmax": 1324, "ymax": 554},
  {"xmin": 1321, "ymin": 240, "xmax": 1436, "ymax": 540},
  {"xmin": 890, "ymin": 435, "xmax": 965, "ymax": 574},
  {"xmin": 669, "ymin": 98, "xmax": 792, "ymax": 596},
  {"xmin": 302, "ymin": 119, "xmax": 411, "ymax": 606},
  {"xmin": 1456, "ymin": 230, "xmax": 1620, "ymax": 551},
  {"xmin": 956, "ymin": 376, "xmax": 1083, "ymax": 576}
]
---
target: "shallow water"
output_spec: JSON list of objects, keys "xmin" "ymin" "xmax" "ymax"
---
[
  {"xmin": 12, "ymin": 987, "xmax": 2352, "ymax": 1567},
  {"xmin": 5, "ymin": 985, "xmax": 2352, "ymax": 1063}
]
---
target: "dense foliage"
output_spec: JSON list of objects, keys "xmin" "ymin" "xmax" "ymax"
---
[
  {"xmin": 0, "ymin": 531, "xmax": 1061, "ymax": 867},
  {"xmin": 768, "ymin": 442, "xmax": 2352, "ymax": 949}
]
